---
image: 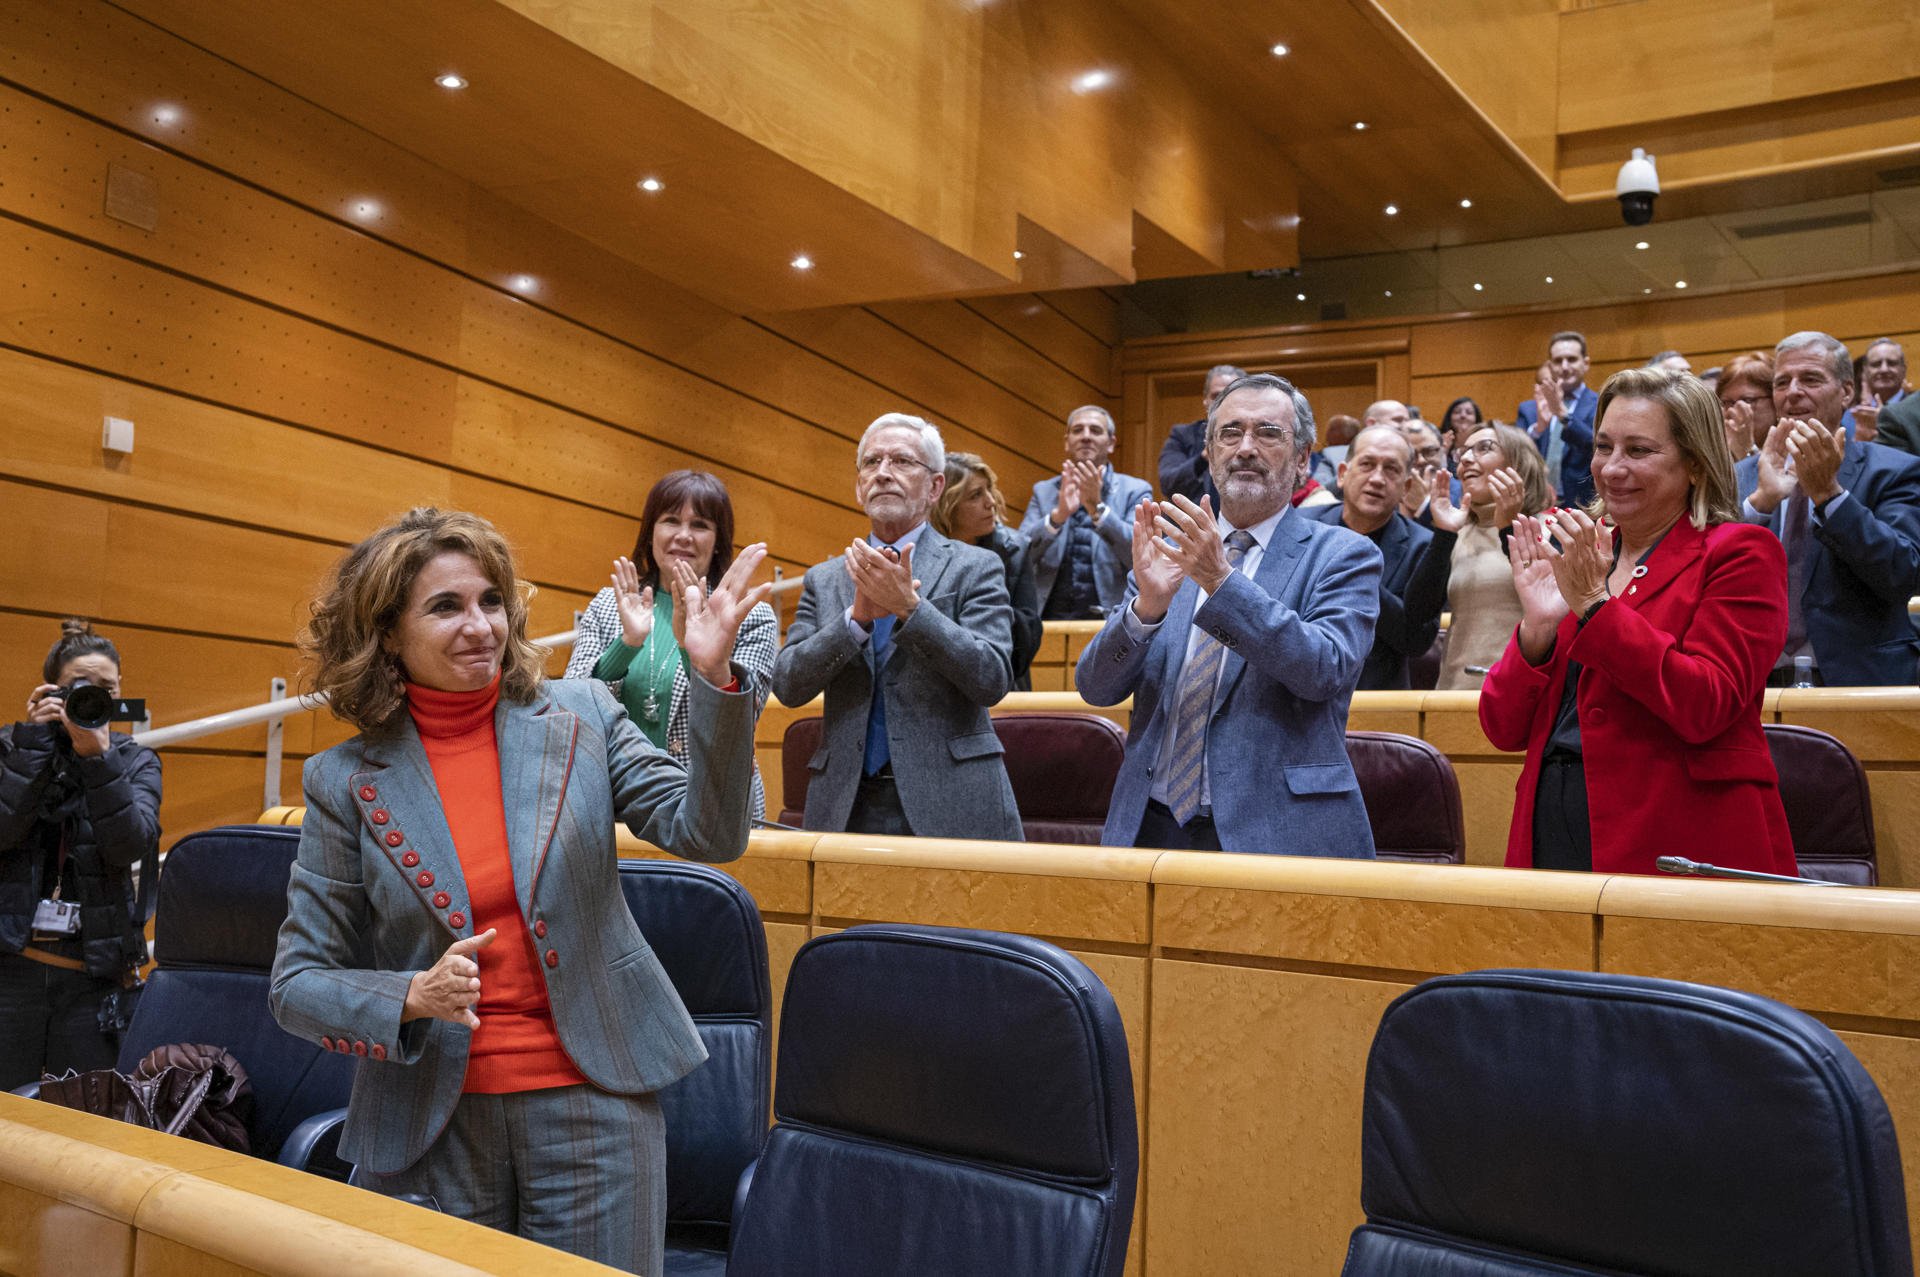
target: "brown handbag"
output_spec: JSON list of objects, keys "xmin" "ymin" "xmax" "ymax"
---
[{"xmin": 39, "ymin": 1043, "xmax": 254, "ymax": 1154}]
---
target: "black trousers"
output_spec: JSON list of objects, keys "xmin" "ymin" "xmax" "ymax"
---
[
  {"xmin": 1136, "ymin": 800, "xmax": 1224, "ymax": 852},
  {"xmin": 1531, "ymin": 755, "xmax": 1594, "ymax": 873},
  {"xmin": 0, "ymin": 952, "xmax": 123, "ymax": 1089},
  {"xmin": 846, "ymin": 773, "xmax": 914, "ymax": 837}
]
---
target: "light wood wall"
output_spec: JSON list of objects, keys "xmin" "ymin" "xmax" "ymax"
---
[
  {"xmin": 1116, "ymin": 268, "xmax": 1920, "ymax": 484},
  {"xmin": 0, "ymin": 1, "xmax": 1119, "ymax": 841}
]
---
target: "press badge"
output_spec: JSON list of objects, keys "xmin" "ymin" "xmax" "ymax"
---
[{"xmin": 32, "ymin": 898, "xmax": 80, "ymax": 935}]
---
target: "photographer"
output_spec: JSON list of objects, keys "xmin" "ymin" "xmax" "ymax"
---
[{"xmin": 0, "ymin": 619, "xmax": 160, "ymax": 1088}]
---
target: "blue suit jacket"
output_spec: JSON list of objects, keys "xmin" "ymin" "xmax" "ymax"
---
[
  {"xmin": 1516, "ymin": 384, "xmax": 1598, "ymax": 505},
  {"xmin": 1075, "ymin": 511, "xmax": 1381, "ymax": 856},
  {"xmin": 1018, "ymin": 468, "xmax": 1154, "ymax": 614},
  {"xmin": 1304, "ymin": 504, "xmax": 1445, "ymax": 690},
  {"xmin": 270, "ymin": 677, "xmax": 753, "ymax": 1173},
  {"xmin": 1735, "ymin": 441, "xmax": 1920, "ymax": 685}
]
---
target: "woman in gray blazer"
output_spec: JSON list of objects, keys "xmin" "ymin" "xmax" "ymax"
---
[
  {"xmin": 565, "ymin": 470, "xmax": 778, "ymax": 817},
  {"xmin": 271, "ymin": 507, "xmax": 769, "ymax": 1273}
]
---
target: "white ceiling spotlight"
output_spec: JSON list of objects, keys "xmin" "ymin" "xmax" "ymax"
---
[
  {"xmin": 637, "ymin": 177, "xmax": 665, "ymax": 193},
  {"xmin": 1071, "ymin": 69, "xmax": 1114, "ymax": 94},
  {"xmin": 1459, "ymin": 198, "xmax": 1473, "ymax": 209},
  {"xmin": 1270, "ymin": 43, "xmax": 1290, "ymax": 57},
  {"xmin": 435, "ymin": 73, "xmax": 468, "ymax": 90},
  {"xmin": 791, "ymin": 255, "xmax": 815, "ymax": 272},
  {"xmin": 1384, "ymin": 204, "xmax": 1399, "ymax": 216},
  {"xmin": 508, "ymin": 274, "xmax": 538, "ymax": 294}
]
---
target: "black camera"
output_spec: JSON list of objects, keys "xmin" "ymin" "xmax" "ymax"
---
[{"xmin": 52, "ymin": 679, "xmax": 145, "ymax": 730}]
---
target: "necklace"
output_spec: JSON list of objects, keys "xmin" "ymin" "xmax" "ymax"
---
[{"xmin": 635, "ymin": 592, "xmax": 675, "ymax": 724}]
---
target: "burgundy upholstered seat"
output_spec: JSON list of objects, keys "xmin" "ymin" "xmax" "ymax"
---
[
  {"xmin": 1764, "ymin": 723, "xmax": 1877, "ymax": 885},
  {"xmin": 1345, "ymin": 730, "xmax": 1466, "ymax": 865}
]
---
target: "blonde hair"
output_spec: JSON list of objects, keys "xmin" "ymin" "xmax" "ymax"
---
[
  {"xmin": 932, "ymin": 452, "xmax": 1007, "ymax": 538},
  {"xmin": 1463, "ymin": 423, "xmax": 1552, "ymax": 524},
  {"xmin": 303, "ymin": 508, "xmax": 546, "ymax": 735},
  {"xmin": 1591, "ymin": 367, "xmax": 1739, "ymax": 529}
]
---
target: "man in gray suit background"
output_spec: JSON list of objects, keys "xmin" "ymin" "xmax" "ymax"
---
[
  {"xmin": 1019, "ymin": 405, "xmax": 1154, "ymax": 619},
  {"xmin": 772, "ymin": 413, "xmax": 1024, "ymax": 840},
  {"xmin": 1078, "ymin": 373, "xmax": 1381, "ymax": 856}
]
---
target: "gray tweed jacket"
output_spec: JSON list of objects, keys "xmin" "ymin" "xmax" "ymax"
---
[{"xmin": 268, "ymin": 676, "xmax": 752, "ymax": 1174}]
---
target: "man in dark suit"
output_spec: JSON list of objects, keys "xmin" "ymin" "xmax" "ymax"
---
[
  {"xmin": 772, "ymin": 413, "xmax": 1024, "ymax": 839},
  {"xmin": 1305, "ymin": 425, "xmax": 1450, "ymax": 689},
  {"xmin": 1157, "ymin": 364, "xmax": 1245, "ymax": 502},
  {"xmin": 1736, "ymin": 331, "xmax": 1920, "ymax": 686},
  {"xmin": 1515, "ymin": 330, "xmax": 1599, "ymax": 505},
  {"xmin": 1079, "ymin": 373, "xmax": 1380, "ymax": 857}
]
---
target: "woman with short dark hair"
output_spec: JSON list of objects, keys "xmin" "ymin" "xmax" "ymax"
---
[{"xmin": 566, "ymin": 470, "xmax": 778, "ymax": 817}]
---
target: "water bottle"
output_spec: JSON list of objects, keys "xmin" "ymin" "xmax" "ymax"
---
[{"xmin": 1791, "ymin": 654, "xmax": 1814, "ymax": 689}]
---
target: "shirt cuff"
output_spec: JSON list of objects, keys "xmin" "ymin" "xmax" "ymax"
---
[
  {"xmin": 1122, "ymin": 602, "xmax": 1163, "ymax": 641},
  {"xmin": 843, "ymin": 607, "xmax": 872, "ymax": 646},
  {"xmin": 1812, "ymin": 490, "xmax": 1850, "ymax": 522},
  {"xmin": 1740, "ymin": 496, "xmax": 1771, "ymax": 525}
]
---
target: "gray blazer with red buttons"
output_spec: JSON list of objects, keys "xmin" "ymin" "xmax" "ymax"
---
[{"xmin": 268, "ymin": 675, "xmax": 752, "ymax": 1175}]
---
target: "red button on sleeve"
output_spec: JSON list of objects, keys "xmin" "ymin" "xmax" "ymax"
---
[
  {"xmin": 353, "ymin": 1041, "xmax": 368, "ymax": 1057},
  {"xmin": 545, "ymin": 950, "xmax": 559, "ymax": 968},
  {"xmin": 402, "ymin": 851, "xmax": 420, "ymax": 868},
  {"xmin": 432, "ymin": 892, "xmax": 450, "ymax": 909},
  {"xmin": 371, "ymin": 809, "xmax": 390, "ymax": 825},
  {"xmin": 448, "ymin": 913, "xmax": 466, "ymax": 929},
  {"xmin": 385, "ymin": 831, "xmax": 405, "ymax": 847},
  {"xmin": 358, "ymin": 786, "xmax": 377, "ymax": 802},
  {"xmin": 320, "ymin": 1036, "xmax": 334, "ymax": 1051},
  {"xmin": 533, "ymin": 920, "xmax": 548, "ymax": 939},
  {"xmin": 370, "ymin": 1043, "xmax": 387, "ymax": 1061},
  {"xmin": 416, "ymin": 871, "xmax": 434, "ymax": 888}
]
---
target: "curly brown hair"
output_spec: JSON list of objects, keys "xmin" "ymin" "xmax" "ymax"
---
[{"xmin": 303, "ymin": 508, "xmax": 546, "ymax": 736}]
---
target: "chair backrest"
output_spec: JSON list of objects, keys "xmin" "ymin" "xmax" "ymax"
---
[
  {"xmin": 1766, "ymin": 722, "xmax": 1877, "ymax": 885},
  {"xmin": 1346, "ymin": 968, "xmax": 1912, "ymax": 1277},
  {"xmin": 781, "ymin": 713, "xmax": 1126, "ymax": 843},
  {"xmin": 616, "ymin": 860, "xmax": 771, "ymax": 1241},
  {"xmin": 1345, "ymin": 730, "xmax": 1465, "ymax": 864},
  {"xmin": 727, "ymin": 925, "xmax": 1137, "ymax": 1277},
  {"xmin": 121, "ymin": 824, "xmax": 354, "ymax": 1160}
]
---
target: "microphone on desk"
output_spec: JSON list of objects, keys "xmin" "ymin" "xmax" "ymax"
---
[
  {"xmin": 752, "ymin": 817, "xmax": 808, "ymax": 833},
  {"xmin": 1654, "ymin": 855, "xmax": 1839, "ymax": 886}
]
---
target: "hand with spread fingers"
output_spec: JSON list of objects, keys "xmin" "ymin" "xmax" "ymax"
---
[
  {"xmin": 1751, "ymin": 418, "xmax": 1802, "ymax": 514},
  {"xmin": 678, "ymin": 542, "xmax": 774, "ymax": 686},
  {"xmin": 610, "ymin": 556, "xmax": 655, "ymax": 648},
  {"xmin": 1128, "ymin": 498, "xmax": 1185, "ymax": 622},
  {"xmin": 1428, "ymin": 468, "xmax": 1469, "ymax": 533},
  {"xmin": 1153, "ymin": 494, "xmax": 1234, "ymax": 595},
  {"xmin": 404, "ymin": 928, "xmax": 498, "ymax": 1030},
  {"xmin": 1485, "ymin": 467, "xmax": 1527, "ymax": 528},
  {"xmin": 1053, "ymin": 467, "xmax": 1082, "ymax": 527},
  {"xmin": 1542, "ymin": 507, "xmax": 1614, "ymax": 615},
  {"xmin": 1784, "ymin": 418, "xmax": 1845, "ymax": 504},
  {"xmin": 1069, "ymin": 459, "xmax": 1105, "ymax": 516},
  {"xmin": 1509, "ymin": 514, "xmax": 1573, "ymax": 663},
  {"xmin": 846, "ymin": 539, "xmax": 921, "ymax": 623},
  {"xmin": 1853, "ymin": 396, "xmax": 1881, "ymax": 443},
  {"xmin": 1722, "ymin": 399, "xmax": 1758, "ymax": 459}
]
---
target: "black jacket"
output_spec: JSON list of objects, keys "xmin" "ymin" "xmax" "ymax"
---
[
  {"xmin": 0, "ymin": 723, "xmax": 162, "ymax": 978},
  {"xmin": 979, "ymin": 524, "xmax": 1044, "ymax": 691}
]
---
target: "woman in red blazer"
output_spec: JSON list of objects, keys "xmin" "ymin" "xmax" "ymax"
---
[{"xmin": 1480, "ymin": 367, "xmax": 1795, "ymax": 876}]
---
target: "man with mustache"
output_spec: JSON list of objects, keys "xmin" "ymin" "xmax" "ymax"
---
[
  {"xmin": 1077, "ymin": 374, "xmax": 1381, "ymax": 856},
  {"xmin": 772, "ymin": 413, "xmax": 1023, "ymax": 839},
  {"xmin": 1305, "ymin": 425, "xmax": 1451, "ymax": 689},
  {"xmin": 1019, "ymin": 404, "xmax": 1153, "ymax": 619}
]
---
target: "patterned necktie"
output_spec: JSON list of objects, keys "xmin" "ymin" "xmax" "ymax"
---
[
  {"xmin": 1782, "ymin": 492, "xmax": 1812, "ymax": 654},
  {"xmin": 1164, "ymin": 531, "xmax": 1255, "ymax": 825},
  {"xmin": 1543, "ymin": 413, "xmax": 1566, "ymax": 486}
]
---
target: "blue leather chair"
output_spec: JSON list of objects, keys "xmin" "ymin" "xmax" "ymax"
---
[
  {"xmin": 727, "ymin": 925, "xmax": 1137, "ymax": 1277},
  {"xmin": 1345, "ymin": 968, "xmax": 1912, "ymax": 1276},
  {"xmin": 616, "ymin": 859, "xmax": 772, "ymax": 1277},
  {"xmin": 24, "ymin": 824, "xmax": 356, "ymax": 1170}
]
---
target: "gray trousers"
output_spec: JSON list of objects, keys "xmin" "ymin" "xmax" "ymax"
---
[{"xmin": 361, "ymin": 1083, "xmax": 666, "ymax": 1275}]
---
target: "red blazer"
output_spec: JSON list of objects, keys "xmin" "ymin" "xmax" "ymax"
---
[{"xmin": 1479, "ymin": 518, "xmax": 1795, "ymax": 876}]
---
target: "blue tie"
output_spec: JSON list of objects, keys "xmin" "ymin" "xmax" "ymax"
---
[{"xmin": 863, "ymin": 595, "xmax": 897, "ymax": 776}]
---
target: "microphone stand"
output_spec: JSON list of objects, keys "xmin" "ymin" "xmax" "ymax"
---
[{"xmin": 1654, "ymin": 855, "xmax": 1840, "ymax": 887}]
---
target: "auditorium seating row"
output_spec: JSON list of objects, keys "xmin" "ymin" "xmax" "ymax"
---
[{"xmin": 778, "ymin": 713, "xmax": 1878, "ymax": 882}]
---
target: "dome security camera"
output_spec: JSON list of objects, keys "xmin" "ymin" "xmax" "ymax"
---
[{"xmin": 1616, "ymin": 148, "xmax": 1660, "ymax": 226}]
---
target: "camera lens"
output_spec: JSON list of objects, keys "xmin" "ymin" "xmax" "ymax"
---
[{"xmin": 64, "ymin": 682, "xmax": 114, "ymax": 731}]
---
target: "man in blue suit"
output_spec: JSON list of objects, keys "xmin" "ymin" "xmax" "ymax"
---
[
  {"xmin": 1736, "ymin": 331, "xmax": 1920, "ymax": 686},
  {"xmin": 1077, "ymin": 373, "xmax": 1381, "ymax": 856},
  {"xmin": 1305, "ymin": 425, "xmax": 1449, "ymax": 690},
  {"xmin": 1515, "ymin": 330, "xmax": 1599, "ymax": 505},
  {"xmin": 1019, "ymin": 405, "xmax": 1154, "ymax": 619}
]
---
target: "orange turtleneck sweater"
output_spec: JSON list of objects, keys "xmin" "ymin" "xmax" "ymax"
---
[{"xmin": 405, "ymin": 676, "xmax": 587, "ymax": 1094}]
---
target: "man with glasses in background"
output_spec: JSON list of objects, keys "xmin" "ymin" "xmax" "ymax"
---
[
  {"xmin": 773, "ymin": 413, "xmax": 1023, "ymax": 839},
  {"xmin": 1077, "ymin": 374, "xmax": 1381, "ymax": 856}
]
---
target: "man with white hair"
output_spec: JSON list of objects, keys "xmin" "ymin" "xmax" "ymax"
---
[
  {"xmin": 772, "ymin": 413, "xmax": 1023, "ymax": 837},
  {"xmin": 1854, "ymin": 339, "xmax": 1913, "ymax": 447},
  {"xmin": 1736, "ymin": 333, "xmax": 1920, "ymax": 685}
]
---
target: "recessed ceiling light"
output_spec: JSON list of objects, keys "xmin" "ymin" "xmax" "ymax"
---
[
  {"xmin": 1674, "ymin": 280, "xmax": 1688, "ymax": 289},
  {"xmin": 1352, "ymin": 121, "xmax": 1368, "ymax": 131},
  {"xmin": 1384, "ymin": 290, "xmax": 1393, "ymax": 298},
  {"xmin": 637, "ymin": 177, "xmax": 664, "ymax": 193},
  {"xmin": 1544, "ymin": 275, "xmax": 1554, "ymax": 284},
  {"xmin": 508, "ymin": 274, "xmax": 538, "ymax": 294},
  {"xmin": 1459, "ymin": 198, "xmax": 1473, "ymax": 209},
  {"xmin": 791, "ymin": 255, "xmax": 814, "ymax": 271},
  {"xmin": 1635, "ymin": 240, "xmax": 1650, "ymax": 250},
  {"xmin": 1643, "ymin": 287, "xmax": 1653, "ymax": 294},
  {"xmin": 1071, "ymin": 69, "xmax": 1113, "ymax": 93},
  {"xmin": 349, "ymin": 199, "xmax": 382, "ymax": 221},
  {"xmin": 1295, "ymin": 292, "xmax": 1307, "ymax": 301},
  {"xmin": 1013, "ymin": 250, "xmax": 1024, "ymax": 260},
  {"xmin": 1472, "ymin": 282, "xmax": 1484, "ymax": 292},
  {"xmin": 434, "ymin": 73, "xmax": 468, "ymax": 90},
  {"xmin": 1270, "ymin": 42, "xmax": 1290, "ymax": 57},
  {"xmin": 1384, "ymin": 204, "xmax": 1399, "ymax": 216},
  {"xmin": 150, "ymin": 103, "xmax": 183, "ymax": 126}
]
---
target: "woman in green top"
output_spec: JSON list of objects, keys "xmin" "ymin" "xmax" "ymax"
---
[{"xmin": 565, "ymin": 471, "xmax": 779, "ymax": 818}]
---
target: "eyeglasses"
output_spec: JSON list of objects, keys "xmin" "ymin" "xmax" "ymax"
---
[
  {"xmin": 1462, "ymin": 438, "xmax": 1502, "ymax": 457},
  {"xmin": 1213, "ymin": 424, "xmax": 1292, "ymax": 448},
  {"xmin": 857, "ymin": 452, "xmax": 933, "ymax": 475},
  {"xmin": 1720, "ymin": 394, "xmax": 1770, "ymax": 410}
]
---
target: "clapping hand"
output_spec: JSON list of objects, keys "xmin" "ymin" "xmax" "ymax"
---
[
  {"xmin": 1540, "ymin": 508, "xmax": 1613, "ymax": 614},
  {"xmin": 404, "ymin": 928, "xmax": 497, "ymax": 1029},
  {"xmin": 678, "ymin": 543, "xmax": 774, "ymax": 687},
  {"xmin": 1128, "ymin": 498, "xmax": 1185, "ymax": 622},
  {"xmin": 1723, "ymin": 399, "xmax": 1758, "ymax": 459},
  {"xmin": 610, "ymin": 556, "xmax": 654, "ymax": 647},
  {"xmin": 1053, "ymin": 467, "xmax": 1082, "ymax": 526},
  {"xmin": 1485, "ymin": 467, "xmax": 1526, "ymax": 528},
  {"xmin": 1532, "ymin": 377, "xmax": 1566, "ymax": 435},
  {"xmin": 1153, "ymin": 494, "xmax": 1233, "ymax": 594},
  {"xmin": 1751, "ymin": 417, "xmax": 1800, "ymax": 514},
  {"xmin": 1068, "ymin": 459, "xmax": 1104, "ymax": 516},
  {"xmin": 845, "ymin": 540, "xmax": 921, "ymax": 625},
  {"xmin": 1853, "ymin": 395, "xmax": 1881, "ymax": 444},
  {"xmin": 1509, "ymin": 514, "xmax": 1574, "ymax": 663},
  {"xmin": 1428, "ymin": 469, "xmax": 1468, "ymax": 533},
  {"xmin": 1783, "ymin": 418, "xmax": 1845, "ymax": 504}
]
